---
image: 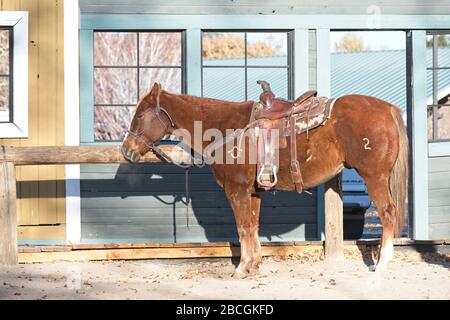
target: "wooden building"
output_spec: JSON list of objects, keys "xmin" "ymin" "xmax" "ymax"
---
[{"xmin": 0, "ymin": 1, "xmax": 449, "ymax": 250}]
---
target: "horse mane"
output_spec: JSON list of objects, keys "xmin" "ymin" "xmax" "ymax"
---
[{"xmin": 163, "ymin": 91, "xmax": 253, "ymax": 109}]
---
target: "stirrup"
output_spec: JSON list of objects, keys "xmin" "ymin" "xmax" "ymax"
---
[{"xmin": 257, "ymin": 165, "xmax": 278, "ymax": 189}]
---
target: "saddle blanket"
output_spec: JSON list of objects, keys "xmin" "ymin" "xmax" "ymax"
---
[{"xmin": 285, "ymin": 96, "xmax": 336, "ymax": 136}]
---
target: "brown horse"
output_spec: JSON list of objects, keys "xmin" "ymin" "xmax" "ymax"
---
[{"xmin": 122, "ymin": 83, "xmax": 408, "ymax": 278}]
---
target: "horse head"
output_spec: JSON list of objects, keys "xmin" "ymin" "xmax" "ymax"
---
[{"xmin": 121, "ymin": 83, "xmax": 174, "ymax": 162}]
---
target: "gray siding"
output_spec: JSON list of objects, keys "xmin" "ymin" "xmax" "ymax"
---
[
  {"xmin": 428, "ymin": 156, "xmax": 450, "ymax": 240},
  {"xmin": 308, "ymin": 29, "xmax": 317, "ymax": 90},
  {"xmin": 80, "ymin": 1, "xmax": 450, "ymax": 15},
  {"xmin": 80, "ymin": 164, "xmax": 318, "ymax": 244}
]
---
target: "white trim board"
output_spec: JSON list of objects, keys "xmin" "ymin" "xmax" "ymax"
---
[
  {"xmin": 0, "ymin": 11, "xmax": 28, "ymax": 138},
  {"xmin": 81, "ymin": 14, "xmax": 450, "ymax": 30},
  {"xmin": 429, "ymin": 141, "xmax": 450, "ymax": 157},
  {"xmin": 64, "ymin": 0, "xmax": 81, "ymax": 244}
]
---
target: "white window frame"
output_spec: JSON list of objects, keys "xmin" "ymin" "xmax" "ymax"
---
[{"xmin": 0, "ymin": 11, "xmax": 28, "ymax": 138}]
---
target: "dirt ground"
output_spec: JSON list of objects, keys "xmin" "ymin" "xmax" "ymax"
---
[{"xmin": 0, "ymin": 249, "xmax": 449, "ymax": 300}]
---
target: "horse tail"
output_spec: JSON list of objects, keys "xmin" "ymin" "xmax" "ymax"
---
[{"xmin": 389, "ymin": 106, "xmax": 409, "ymax": 237}]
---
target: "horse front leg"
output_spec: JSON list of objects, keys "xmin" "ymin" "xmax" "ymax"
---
[{"xmin": 225, "ymin": 187, "xmax": 262, "ymax": 278}]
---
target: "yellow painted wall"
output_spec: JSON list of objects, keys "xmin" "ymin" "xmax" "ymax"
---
[{"xmin": 1, "ymin": 0, "xmax": 65, "ymax": 239}]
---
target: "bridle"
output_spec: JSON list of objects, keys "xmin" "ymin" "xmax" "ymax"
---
[
  {"xmin": 125, "ymin": 89, "xmax": 193, "ymax": 228},
  {"xmin": 127, "ymin": 90, "xmax": 175, "ymax": 152}
]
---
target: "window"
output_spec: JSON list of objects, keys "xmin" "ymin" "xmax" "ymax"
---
[
  {"xmin": 0, "ymin": 12, "xmax": 28, "ymax": 138},
  {"xmin": 201, "ymin": 31, "xmax": 292, "ymax": 101},
  {"xmin": 93, "ymin": 31, "xmax": 185, "ymax": 141},
  {"xmin": 427, "ymin": 31, "xmax": 450, "ymax": 141},
  {"xmin": 330, "ymin": 31, "xmax": 407, "ymax": 112},
  {"xmin": 0, "ymin": 27, "xmax": 13, "ymax": 123}
]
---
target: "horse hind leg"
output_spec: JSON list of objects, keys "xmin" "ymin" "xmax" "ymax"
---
[{"xmin": 364, "ymin": 176, "xmax": 396, "ymax": 272}]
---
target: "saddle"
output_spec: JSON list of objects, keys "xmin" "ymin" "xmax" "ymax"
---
[{"xmin": 251, "ymin": 80, "xmax": 335, "ymax": 193}]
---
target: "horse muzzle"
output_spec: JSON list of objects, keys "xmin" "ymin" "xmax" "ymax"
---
[{"xmin": 121, "ymin": 145, "xmax": 141, "ymax": 163}]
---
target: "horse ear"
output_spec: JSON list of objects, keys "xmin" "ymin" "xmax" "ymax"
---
[
  {"xmin": 150, "ymin": 82, "xmax": 160, "ymax": 95},
  {"xmin": 153, "ymin": 82, "xmax": 162, "ymax": 113}
]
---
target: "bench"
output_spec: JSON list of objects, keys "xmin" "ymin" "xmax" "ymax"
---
[{"xmin": 251, "ymin": 80, "xmax": 335, "ymax": 193}]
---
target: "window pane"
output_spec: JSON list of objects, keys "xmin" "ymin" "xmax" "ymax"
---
[
  {"xmin": 247, "ymin": 68, "xmax": 288, "ymax": 101},
  {"xmin": 94, "ymin": 68, "xmax": 137, "ymax": 105},
  {"xmin": 0, "ymin": 30, "xmax": 9, "ymax": 74},
  {"xmin": 0, "ymin": 77, "xmax": 9, "ymax": 113},
  {"xmin": 429, "ymin": 69, "xmax": 450, "ymax": 106},
  {"xmin": 203, "ymin": 68, "xmax": 245, "ymax": 101},
  {"xmin": 437, "ymin": 35, "xmax": 450, "ymax": 67},
  {"xmin": 427, "ymin": 106, "xmax": 433, "ymax": 140},
  {"xmin": 437, "ymin": 106, "xmax": 450, "ymax": 140},
  {"xmin": 332, "ymin": 49, "xmax": 407, "ymax": 110},
  {"xmin": 438, "ymin": 69, "xmax": 450, "ymax": 103},
  {"xmin": 139, "ymin": 68, "xmax": 182, "ymax": 98},
  {"xmin": 426, "ymin": 35, "xmax": 433, "ymax": 68},
  {"xmin": 94, "ymin": 106, "xmax": 135, "ymax": 141},
  {"xmin": 247, "ymin": 32, "xmax": 287, "ymax": 66},
  {"xmin": 94, "ymin": 32, "xmax": 137, "ymax": 66},
  {"xmin": 202, "ymin": 32, "xmax": 245, "ymax": 66},
  {"xmin": 139, "ymin": 32, "xmax": 182, "ymax": 66},
  {"xmin": 427, "ymin": 70, "xmax": 434, "ymax": 103}
]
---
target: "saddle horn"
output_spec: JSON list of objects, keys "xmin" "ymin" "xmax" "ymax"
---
[
  {"xmin": 257, "ymin": 80, "xmax": 272, "ymax": 93},
  {"xmin": 257, "ymin": 80, "xmax": 275, "ymax": 110}
]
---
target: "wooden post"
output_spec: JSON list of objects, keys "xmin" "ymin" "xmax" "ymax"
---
[
  {"xmin": 0, "ymin": 162, "xmax": 17, "ymax": 265},
  {"xmin": 324, "ymin": 173, "xmax": 344, "ymax": 261}
]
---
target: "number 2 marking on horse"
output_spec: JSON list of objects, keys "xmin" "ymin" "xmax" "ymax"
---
[{"xmin": 363, "ymin": 138, "xmax": 372, "ymax": 150}]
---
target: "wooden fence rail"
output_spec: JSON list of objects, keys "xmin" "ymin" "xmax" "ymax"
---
[
  {"xmin": 0, "ymin": 146, "xmax": 160, "ymax": 165},
  {"xmin": 0, "ymin": 145, "xmax": 343, "ymax": 265}
]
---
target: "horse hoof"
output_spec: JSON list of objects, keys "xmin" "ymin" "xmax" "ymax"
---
[
  {"xmin": 248, "ymin": 267, "xmax": 260, "ymax": 276},
  {"xmin": 232, "ymin": 270, "xmax": 249, "ymax": 279}
]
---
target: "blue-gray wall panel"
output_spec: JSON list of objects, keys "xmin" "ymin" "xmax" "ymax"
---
[
  {"xmin": 80, "ymin": 164, "xmax": 318, "ymax": 243},
  {"xmin": 428, "ymin": 156, "xmax": 450, "ymax": 239}
]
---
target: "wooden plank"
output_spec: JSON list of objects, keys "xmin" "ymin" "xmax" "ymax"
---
[
  {"xmin": 429, "ymin": 189, "xmax": 450, "ymax": 207},
  {"xmin": 56, "ymin": 0, "xmax": 66, "ymax": 225},
  {"xmin": 18, "ymin": 225, "xmax": 66, "ymax": 240},
  {"xmin": 18, "ymin": 239, "xmax": 450, "ymax": 263},
  {"xmin": 1, "ymin": 0, "xmax": 20, "ymax": 11},
  {"xmin": 429, "ymin": 223, "xmax": 450, "ymax": 240},
  {"xmin": 324, "ymin": 174, "xmax": 344, "ymax": 261},
  {"xmin": 80, "ymin": 208, "xmax": 317, "ymax": 225},
  {"xmin": 0, "ymin": 146, "xmax": 162, "ymax": 165},
  {"xmin": 80, "ymin": 223, "xmax": 318, "ymax": 244},
  {"xmin": 428, "ymin": 156, "xmax": 450, "ymax": 173},
  {"xmin": 428, "ymin": 171, "xmax": 450, "ymax": 190},
  {"xmin": 17, "ymin": 0, "xmax": 41, "ymax": 227},
  {"xmin": 80, "ymin": 191, "xmax": 316, "ymax": 208},
  {"xmin": 78, "ymin": 0, "xmax": 450, "ymax": 15},
  {"xmin": 0, "ymin": 162, "xmax": 17, "ymax": 265},
  {"xmin": 38, "ymin": 0, "xmax": 59, "ymax": 225},
  {"xmin": 19, "ymin": 246, "xmax": 71, "ymax": 253},
  {"xmin": 429, "ymin": 206, "xmax": 450, "ymax": 224},
  {"xmin": 18, "ymin": 244, "xmax": 324, "ymax": 263}
]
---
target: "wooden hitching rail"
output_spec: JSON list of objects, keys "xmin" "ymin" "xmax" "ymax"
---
[{"xmin": 0, "ymin": 146, "xmax": 344, "ymax": 265}]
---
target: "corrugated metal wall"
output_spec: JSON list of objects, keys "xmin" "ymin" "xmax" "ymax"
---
[
  {"xmin": 0, "ymin": 0, "xmax": 65, "ymax": 241},
  {"xmin": 428, "ymin": 156, "xmax": 450, "ymax": 239}
]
